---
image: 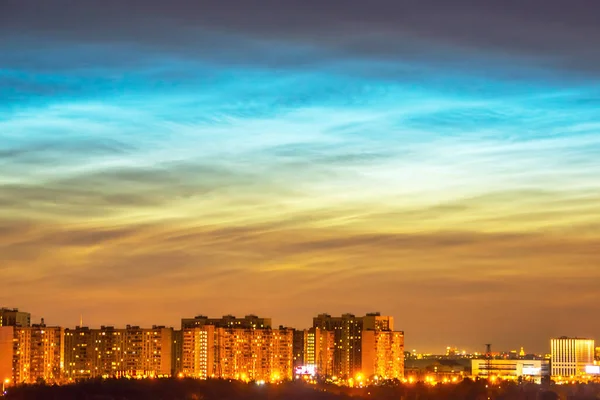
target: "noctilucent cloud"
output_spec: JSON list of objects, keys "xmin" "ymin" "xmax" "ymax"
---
[{"xmin": 1, "ymin": 0, "xmax": 599, "ymax": 352}]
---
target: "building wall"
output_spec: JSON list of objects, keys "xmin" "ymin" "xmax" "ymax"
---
[
  {"xmin": 122, "ymin": 326, "xmax": 172, "ymax": 377},
  {"xmin": 362, "ymin": 330, "xmax": 404, "ymax": 380},
  {"xmin": 182, "ymin": 315, "xmax": 271, "ymax": 330},
  {"xmin": 214, "ymin": 327, "xmax": 293, "ymax": 381},
  {"xmin": 0, "ymin": 309, "xmax": 30, "ymax": 328},
  {"xmin": 0, "ymin": 327, "xmax": 13, "ymax": 384},
  {"xmin": 13, "ymin": 326, "xmax": 64, "ymax": 384},
  {"xmin": 551, "ymin": 338, "xmax": 595, "ymax": 377},
  {"xmin": 182, "ymin": 326, "xmax": 215, "ymax": 379},
  {"xmin": 472, "ymin": 359, "xmax": 550, "ymax": 382},
  {"xmin": 313, "ymin": 314, "xmax": 363, "ymax": 378}
]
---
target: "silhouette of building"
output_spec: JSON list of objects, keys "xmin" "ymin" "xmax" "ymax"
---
[
  {"xmin": 181, "ymin": 315, "xmax": 271, "ymax": 330},
  {"xmin": 0, "ymin": 308, "xmax": 30, "ymax": 328}
]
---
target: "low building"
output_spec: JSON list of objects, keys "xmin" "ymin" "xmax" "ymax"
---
[{"xmin": 471, "ymin": 359, "xmax": 550, "ymax": 383}]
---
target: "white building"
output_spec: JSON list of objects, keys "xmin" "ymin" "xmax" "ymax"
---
[
  {"xmin": 471, "ymin": 359, "xmax": 550, "ymax": 383},
  {"xmin": 551, "ymin": 337, "xmax": 595, "ymax": 377}
]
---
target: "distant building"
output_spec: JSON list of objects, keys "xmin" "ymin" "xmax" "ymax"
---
[
  {"xmin": 181, "ymin": 315, "xmax": 271, "ymax": 330},
  {"xmin": 64, "ymin": 325, "xmax": 172, "ymax": 380},
  {"xmin": 13, "ymin": 323, "xmax": 64, "ymax": 384},
  {"xmin": 0, "ymin": 308, "xmax": 30, "ymax": 327},
  {"xmin": 293, "ymin": 327, "xmax": 335, "ymax": 377},
  {"xmin": 472, "ymin": 359, "xmax": 550, "ymax": 383},
  {"xmin": 172, "ymin": 330, "xmax": 183, "ymax": 376},
  {"xmin": 362, "ymin": 330, "xmax": 404, "ymax": 379},
  {"xmin": 595, "ymin": 346, "xmax": 600, "ymax": 361},
  {"xmin": 122, "ymin": 326, "xmax": 173, "ymax": 378},
  {"xmin": 550, "ymin": 337, "xmax": 595, "ymax": 377},
  {"xmin": 313, "ymin": 313, "xmax": 363, "ymax": 378},
  {"xmin": 311, "ymin": 313, "xmax": 404, "ymax": 380},
  {"xmin": 182, "ymin": 325, "xmax": 215, "ymax": 379}
]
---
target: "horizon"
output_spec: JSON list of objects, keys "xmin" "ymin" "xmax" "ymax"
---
[
  {"xmin": 2, "ymin": 0, "xmax": 600, "ymax": 357},
  {"xmin": 3, "ymin": 305, "xmax": 589, "ymax": 355}
]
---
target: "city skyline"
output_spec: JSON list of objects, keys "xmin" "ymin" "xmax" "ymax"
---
[
  {"xmin": 2, "ymin": 0, "xmax": 600, "ymax": 355},
  {"xmin": 2, "ymin": 307, "xmax": 595, "ymax": 356}
]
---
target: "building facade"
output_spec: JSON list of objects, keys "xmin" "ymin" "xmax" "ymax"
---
[
  {"xmin": 0, "ymin": 308, "xmax": 30, "ymax": 328},
  {"xmin": 551, "ymin": 337, "xmax": 595, "ymax": 377},
  {"xmin": 0, "ymin": 327, "xmax": 13, "ymax": 385},
  {"xmin": 311, "ymin": 313, "xmax": 404, "ymax": 380},
  {"xmin": 472, "ymin": 359, "xmax": 550, "ymax": 383},
  {"xmin": 361, "ymin": 330, "xmax": 404, "ymax": 380},
  {"xmin": 64, "ymin": 325, "xmax": 172, "ymax": 380},
  {"xmin": 181, "ymin": 315, "xmax": 272, "ymax": 330},
  {"xmin": 13, "ymin": 324, "xmax": 64, "ymax": 384},
  {"xmin": 182, "ymin": 325, "xmax": 215, "ymax": 379}
]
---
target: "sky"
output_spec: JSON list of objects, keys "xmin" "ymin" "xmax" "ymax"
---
[{"xmin": 1, "ymin": 0, "xmax": 600, "ymax": 354}]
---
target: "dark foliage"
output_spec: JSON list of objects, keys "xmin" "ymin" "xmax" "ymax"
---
[{"xmin": 4, "ymin": 379, "xmax": 600, "ymax": 400}]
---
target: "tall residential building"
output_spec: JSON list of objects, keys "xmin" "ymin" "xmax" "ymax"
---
[
  {"xmin": 0, "ymin": 308, "xmax": 30, "ymax": 327},
  {"xmin": 64, "ymin": 327, "xmax": 95, "ymax": 380},
  {"xmin": 293, "ymin": 328, "xmax": 335, "ymax": 377},
  {"xmin": 313, "ymin": 313, "xmax": 363, "ymax": 378},
  {"xmin": 182, "ymin": 325, "xmax": 215, "ymax": 379},
  {"xmin": 122, "ymin": 326, "xmax": 173, "ymax": 377},
  {"xmin": 181, "ymin": 315, "xmax": 272, "ymax": 330},
  {"xmin": 550, "ymin": 337, "xmax": 595, "ymax": 377},
  {"xmin": 172, "ymin": 330, "xmax": 183, "ymax": 376},
  {"xmin": 0, "ymin": 327, "xmax": 13, "ymax": 384},
  {"xmin": 65, "ymin": 325, "xmax": 172, "ymax": 380},
  {"xmin": 312, "ymin": 312, "xmax": 401, "ymax": 379},
  {"xmin": 64, "ymin": 326, "xmax": 126, "ymax": 381},
  {"xmin": 13, "ymin": 324, "xmax": 64, "ymax": 384},
  {"xmin": 361, "ymin": 330, "xmax": 404, "ymax": 380},
  {"xmin": 214, "ymin": 327, "xmax": 293, "ymax": 381}
]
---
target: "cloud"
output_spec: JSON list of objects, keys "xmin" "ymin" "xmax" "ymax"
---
[{"xmin": 2, "ymin": 0, "xmax": 600, "ymax": 79}]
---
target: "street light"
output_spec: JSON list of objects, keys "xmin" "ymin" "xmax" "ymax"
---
[{"xmin": 2, "ymin": 378, "xmax": 10, "ymax": 395}]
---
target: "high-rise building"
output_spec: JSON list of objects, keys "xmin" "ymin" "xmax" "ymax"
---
[
  {"xmin": 172, "ymin": 330, "xmax": 183, "ymax": 377},
  {"xmin": 64, "ymin": 327, "xmax": 95, "ymax": 380},
  {"xmin": 182, "ymin": 325, "xmax": 215, "ymax": 379},
  {"xmin": 361, "ymin": 330, "xmax": 404, "ymax": 380},
  {"xmin": 595, "ymin": 347, "xmax": 600, "ymax": 361},
  {"xmin": 312, "ymin": 313, "xmax": 402, "ymax": 379},
  {"xmin": 214, "ymin": 327, "xmax": 293, "ymax": 381},
  {"xmin": 293, "ymin": 327, "xmax": 335, "ymax": 377},
  {"xmin": 13, "ymin": 324, "xmax": 64, "ymax": 384},
  {"xmin": 0, "ymin": 308, "xmax": 30, "ymax": 328},
  {"xmin": 65, "ymin": 325, "xmax": 172, "ymax": 380},
  {"xmin": 181, "ymin": 315, "xmax": 272, "ymax": 330},
  {"xmin": 64, "ymin": 326, "xmax": 126, "ymax": 380},
  {"xmin": 313, "ymin": 313, "xmax": 363, "ymax": 378},
  {"xmin": 550, "ymin": 337, "xmax": 595, "ymax": 377},
  {"xmin": 122, "ymin": 325, "xmax": 172, "ymax": 378}
]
